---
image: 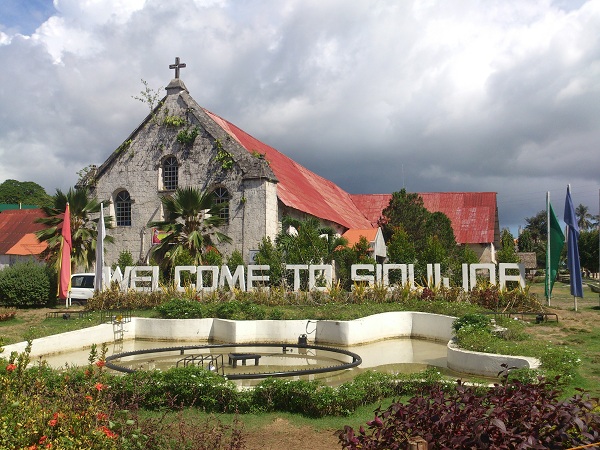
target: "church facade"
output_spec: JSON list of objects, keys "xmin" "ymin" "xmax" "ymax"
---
[{"xmin": 85, "ymin": 64, "xmax": 500, "ymax": 267}]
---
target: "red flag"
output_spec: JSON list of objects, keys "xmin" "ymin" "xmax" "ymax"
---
[{"xmin": 58, "ymin": 203, "xmax": 72, "ymax": 300}]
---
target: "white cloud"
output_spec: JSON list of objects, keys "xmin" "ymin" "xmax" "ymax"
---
[{"xmin": 0, "ymin": 0, "xmax": 598, "ymax": 232}]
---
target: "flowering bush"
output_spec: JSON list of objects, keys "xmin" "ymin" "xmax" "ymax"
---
[{"xmin": 0, "ymin": 343, "xmax": 244, "ymax": 449}]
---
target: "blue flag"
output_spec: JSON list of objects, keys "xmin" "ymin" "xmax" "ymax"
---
[{"xmin": 564, "ymin": 186, "xmax": 583, "ymax": 298}]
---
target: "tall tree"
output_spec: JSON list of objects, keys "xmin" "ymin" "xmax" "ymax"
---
[
  {"xmin": 380, "ymin": 189, "xmax": 457, "ymax": 285},
  {"xmin": 379, "ymin": 189, "xmax": 430, "ymax": 244},
  {"xmin": 35, "ymin": 187, "xmax": 112, "ymax": 270},
  {"xmin": 575, "ymin": 204, "xmax": 594, "ymax": 231},
  {"xmin": 579, "ymin": 229, "xmax": 599, "ymax": 273},
  {"xmin": 496, "ymin": 228, "xmax": 520, "ymax": 264},
  {"xmin": 148, "ymin": 187, "xmax": 232, "ymax": 268},
  {"xmin": 424, "ymin": 212, "xmax": 456, "ymax": 251},
  {"xmin": 524, "ymin": 210, "xmax": 547, "ymax": 243},
  {"xmin": 0, "ymin": 179, "xmax": 53, "ymax": 208},
  {"xmin": 517, "ymin": 229, "xmax": 534, "ymax": 252}
]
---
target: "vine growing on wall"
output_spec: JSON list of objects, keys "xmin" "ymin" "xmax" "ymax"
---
[
  {"xmin": 215, "ymin": 139, "xmax": 234, "ymax": 170},
  {"xmin": 163, "ymin": 115, "xmax": 186, "ymax": 127},
  {"xmin": 176, "ymin": 127, "xmax": 200, "ymax": 146}
]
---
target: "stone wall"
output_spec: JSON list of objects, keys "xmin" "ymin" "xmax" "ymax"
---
[{"xmin": 93, "ymin": 84, "xmax": 276, "ymax": 266}]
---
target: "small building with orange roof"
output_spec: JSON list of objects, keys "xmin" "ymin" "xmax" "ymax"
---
[
  {"xmin": 0, "ymin": 208, "xmax": 48, "ymax": 269},
  {"xmin": 342, "ymin": 228, "xmax": 387, "ymax": 261}
]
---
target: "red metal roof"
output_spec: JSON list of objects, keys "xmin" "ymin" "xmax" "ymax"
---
[
  {"xmin": 351, "ymin": 192, "xmax": 497, "ymax": 245},
  {"xmin": 204, "ymin": 110, "xmax": 373, "ymax": 229},
  {"xmin": 0, "ymin": 209, "xmax": 47, "ymax": 255},
  {"xmin": 203, "ymin": 110, "xmax": 497, "ymax": 244}
]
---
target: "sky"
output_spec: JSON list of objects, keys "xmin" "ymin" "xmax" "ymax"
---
[{"xmin": 0, "ymin": 0, "xmax": 598, "ymax": 235}]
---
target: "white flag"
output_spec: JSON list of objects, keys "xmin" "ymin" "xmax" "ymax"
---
[{"xmin": 94, "ymin": 203, "xmax": 106, "ymax": 291}]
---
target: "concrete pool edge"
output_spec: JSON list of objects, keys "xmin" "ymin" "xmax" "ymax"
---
[{"xmin": 2, "ymin": 311, "xmax": 540, "ymax": 377}]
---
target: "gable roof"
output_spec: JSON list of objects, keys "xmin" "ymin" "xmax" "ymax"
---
[
  {"xmin": 7, "ymin": 233, "xmax": 47, "ymax": 255},
  {"xmin": 0, "ymin": 209, "xmax": 47, "ymax": 255},
  {"xmin": 351, "ymin": 192, "xmax": 498, "ymax": 244},
  {"xmin": 203, "ymin": 109, "xmax": 373, "ymax": 230},
  {"xmin": 342, "ymin": 228, "xmax": 379, "ymax": 247}
]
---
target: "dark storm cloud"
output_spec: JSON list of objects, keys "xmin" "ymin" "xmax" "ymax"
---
[{"xmin": 0, "ymin": 0, "xmax": 598, "ymax": 232}]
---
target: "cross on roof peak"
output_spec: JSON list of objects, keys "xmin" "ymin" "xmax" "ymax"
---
[{"xmin": 169, "ymin": 57, "xmax": 186, "ymax": 79}]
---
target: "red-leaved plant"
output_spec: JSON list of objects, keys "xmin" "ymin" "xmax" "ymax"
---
[{"xmin": 337, "ymin": 366, "xmax": 600, "ymax": 449}]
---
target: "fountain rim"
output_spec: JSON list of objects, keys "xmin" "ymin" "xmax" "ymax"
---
[{"xmin": 105, "ymin": 342, "xmax": 363, "ymax": 380}]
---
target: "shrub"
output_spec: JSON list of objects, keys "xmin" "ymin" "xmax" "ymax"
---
[
  {"xmin": 155, "ymin": 298, "xmax": 209, "ymax": 319},
  {"xmin": 112, "ymin": 249, "xmax": 134, "ymax": 274},
  {"xmin": 337, "ymin": 374, "xmax": 600, "ymax": 449},
  {"xmin": 87, "ymin": 283, "xmax": 168, "ymax": 310},
  {"xmin": 226, "ymin": 250, "xmax": 244, "ymax": 273},
  {"xmin": 0, "ymin": 261, "xmax": 53, "ymax": 307},
  {"xmin": 452, "ymin": 313, "xmax": 491, "ymax": 334}
]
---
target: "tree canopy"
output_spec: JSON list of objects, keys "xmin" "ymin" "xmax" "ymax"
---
[
  {"xmin": 0, "ymin": 179, "xmax": 53, "ymax": 208},
  {"xmin": 378, "ymin": 189, "xmax": 461, "ymax": 284}
]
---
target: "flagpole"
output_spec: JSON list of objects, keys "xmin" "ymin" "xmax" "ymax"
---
[{"xmin": 546, "ymin": 191, "xmax": 551, "ymax": 306}]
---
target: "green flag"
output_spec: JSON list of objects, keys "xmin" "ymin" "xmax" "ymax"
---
[{"xmin": 545, "ymin": 202, "xmax": 565, "ymax": 298}]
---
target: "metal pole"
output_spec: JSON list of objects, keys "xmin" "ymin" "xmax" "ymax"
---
[{"xmin": 546, "ymin": 191, "xmax": 551, "ymax": 306}]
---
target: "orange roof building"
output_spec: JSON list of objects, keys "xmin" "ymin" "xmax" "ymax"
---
[
  {"xmin": 342, "ymin": 228, "xmax": 387, "ymax": 260},
  {"xmin": 0, "ymin": 209, "xmax": 47, "ymax": 269}
]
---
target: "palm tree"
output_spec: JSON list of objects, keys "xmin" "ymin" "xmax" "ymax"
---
[
  {"xmin": 575, "ymin": 204, "xmax": 593, "ymax": 231},
  {"xmin": 148, "ymin": 187, "xmax": 232, "ymax": 267},
  {"xmin": 35, "ymin": 187, "xmax": 113, "ymax": 270}
]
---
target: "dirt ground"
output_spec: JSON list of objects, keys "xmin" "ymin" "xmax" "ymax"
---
[{"xmin": 243, "ymin": 418, "xmax": 340, "ymax": 450}]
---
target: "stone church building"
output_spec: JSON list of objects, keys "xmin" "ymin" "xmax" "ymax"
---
[{"xmin": 84, "ymin": 62, "xmax": 500, "ymax": 267}]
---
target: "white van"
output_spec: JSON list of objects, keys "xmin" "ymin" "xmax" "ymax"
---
[{"xmin": 70, "ymin": 273, "xmax": 95, "ymax": 305}]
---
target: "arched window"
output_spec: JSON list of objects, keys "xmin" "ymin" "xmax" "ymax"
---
[
  {"xmin": 115, "ymin": 190, "xmax": 132, "ymax": 226},
  {"xmin": 212, "ymin": 187, "xmax": 230, "ymax": 222},
  {"xmin": 162, "ymin": 156, "xmax": 178, "ymax": 190}
]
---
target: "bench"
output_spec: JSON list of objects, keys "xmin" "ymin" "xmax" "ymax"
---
[
  {"xmin": 45, "ymin": 310, "xmax": 90, "ymax": 319},
  {"xmin": 228, "ymin": 353, "xmax": 261, "ymax": 368}
]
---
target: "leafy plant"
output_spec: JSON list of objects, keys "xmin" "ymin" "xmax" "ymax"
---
[
  {"xmin": 163, "ymin": 115, "xmax": 186, "ymax": 127},
  {"xmin": 0, "ymin": 179, "xmax": 53, "ymax": 207},
  {"xmin": 148, "ymin": 187, "xmax": 232, "ymax": 269},
  {"xmin": 176, "ymin": 127, "xmax": 199, "ymax": 145},
  {"xmin": 132, "ymin": 79, "xmax": 163, "ymax": 124},
  {"xmin": 115, "ymin": 139, "xmax": 132, "ymax": 156},
  {"xmin": 452, "ymin": 313, "xmax": 491, "ymax": 334},
  {"xmin": 337, "ymin": 371, "xmax": 600, "ymax": 449},
  {"xmin": 0, "ymin": 344, "xmax": 245, "ymax": 449},
  {"xmin": 35, "ymin": 187, "xmax": 114, "ymax": 271},
  {"xmin": 155, "ymin": 298, "xmax": 208, "ymax": 319},
  {"xmin": 215, "ymin": 140, "xmax": 234, "ymax": 170},
  {"xmin": 112, "ymin": 249, "xmax": 134, "ymax": 274}
]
